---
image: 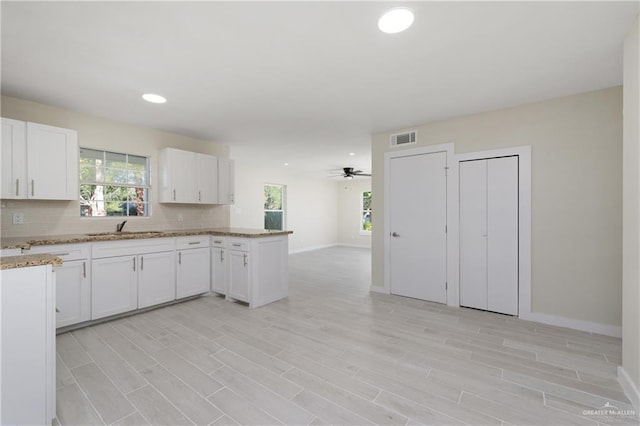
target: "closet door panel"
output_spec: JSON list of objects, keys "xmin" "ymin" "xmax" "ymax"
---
[
  {"xmin": 459, "ymin": 160, "xmax": 488, "ymax": 310},
  {"xmin": 487, "ymin": 156, "xmax": 519, "ymax": 315}
]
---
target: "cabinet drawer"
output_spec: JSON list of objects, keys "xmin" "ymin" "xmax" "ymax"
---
[
  {"xmin": 0, "ymin": 248, "xmax": 22, "ymax": 257},
  {"xmin": 92, "ymin": 238, "xmax": 176, "ymax": 259},
  {"xmin": 210, "ymin": 236, "xmax": 227, "ymax": 248},
  {"xmin": 28, "ymin": 243, "xmax": 89, "ymax": 261},
  {"xmin": 228, "ymin": 239, "xmax": 249, "ymax": 251},
  {"xmin": 176, "ymin": 235, "xmax": 210, "ymax": 250}
]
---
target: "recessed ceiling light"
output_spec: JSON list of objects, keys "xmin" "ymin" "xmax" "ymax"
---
[
  {"xmin": 349, "ymin": 152, "xmax": 355, "ymax": 156},
  {"xmin": 142, "ymin": 93, "xmax": 167, "ymax": 104},
  {"xmin": 378, "ymin": 7, "xmax": 414, "ymax": 34},
  {"xmin": 284, "ymin": 162, "xmax": 289, "ymax": 166}
]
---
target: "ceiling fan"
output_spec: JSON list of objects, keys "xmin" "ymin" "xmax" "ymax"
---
[{"xmin": 332, "ymin": 167, "xmax": 371, "ymax": 179}]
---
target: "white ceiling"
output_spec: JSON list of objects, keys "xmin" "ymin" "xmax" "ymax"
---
[{"xmin": 2, "ymin": 1, "xmax": 638, "ymax": 178}]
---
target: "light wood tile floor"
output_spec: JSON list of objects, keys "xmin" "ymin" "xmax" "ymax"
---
[{"xmin": 56, "ymin": 247, "xmax": 637, "ymax": 425}]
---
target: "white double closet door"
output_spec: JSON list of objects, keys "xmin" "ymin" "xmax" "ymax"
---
[{"xmin": 459, "ymin": 156, "xmax": 519, "ymax": 315}]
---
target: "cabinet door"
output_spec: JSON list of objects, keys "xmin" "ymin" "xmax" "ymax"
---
[
  {"xmin": 228, "ymin": 250, "xmax": 249, "ymax": 302},
  {"xmin": 55, "ymin": 259, "xmax": 91, "ymax": 328},
  {"xmin": 1, "ymin": 118, "xmax": 27, "ymax": 199},
  {"xmin": 211, "ymin": 247, "xmax": 226, "ymax": 294},
  {"xmin": 177, "ymin": 247, "xmax": 211, "ymax": 298},
  {"xmin": 169, "ymin": 148, "xmax": 197, "ymax": 203},
  {"xmin": 26, "ymin": 122, "xmax": 78, "ymax": 200},
  {"xmin": 91, "ymin": 256, "xmax": 137, "ymax": 320},
  {"xmin": 197, "ymin": 153, "xmax": 218, "ymax": 203},
  {"xmin": 138, "ymin": 251, "xmax": 176, "ymax": 308},
  {"xmin": 217, "ymin": 157, "xmax": 235, "ymax": 205}
]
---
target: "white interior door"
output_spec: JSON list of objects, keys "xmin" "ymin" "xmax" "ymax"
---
[
  {"xmin": 459, "ymin": 156, "xmax": 519, "ymax": 315},
  {"xmin": 389, "ymin": 151, "xmax": 447, "ymax": 303},
  {"xmin": 487, "ymin": 156, "xmax": 519, "ymax": 315},
  {"xmin": 459, "ymin": 160, "xmax": 488, "ymax": 310}
]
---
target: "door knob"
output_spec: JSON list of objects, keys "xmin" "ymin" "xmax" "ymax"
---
[{"xmin": 391, "ymin": 232, "xmax": 400, "ymax": 237}]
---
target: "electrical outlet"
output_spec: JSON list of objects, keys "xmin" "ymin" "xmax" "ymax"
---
[
  {"xmin": 177, "ymin": 214, "xmax": 184, "ymax": 222},
  {"xmin": 12, "ymin": 212, "xmax": 24, "ymax": 225}
]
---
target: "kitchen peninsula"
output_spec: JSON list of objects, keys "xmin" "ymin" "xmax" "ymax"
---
[{"xmin": 1, "ymin": 228, "xmax": 293, "ymax": 329}]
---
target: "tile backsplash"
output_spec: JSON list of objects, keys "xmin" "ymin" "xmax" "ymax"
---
[{"xmin": 0, "ymin": 200, "xmax": 229, "ymax": 238}]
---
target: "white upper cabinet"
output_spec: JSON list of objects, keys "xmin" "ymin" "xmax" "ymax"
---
[
  {"xmin": 159, "ymin": 147, "xmax": 197, "ymax": 203},
  {"xmin": 1, "ymin": 118, "xmax": 27, "ymax": 199},
  {"xmin": 218, "ymin": 157, "xmax": 235, "ymax": 205},
  {"xmin": 197, "ymin": 153, "xmax": 218, "ymax": 203},
  {"xmin": 1, "ymin": 118, "xmax": 78, "ymax": 200},
  {"xmin": 159, "ymin": 147, "xmax": 224, "ymax": 204}
]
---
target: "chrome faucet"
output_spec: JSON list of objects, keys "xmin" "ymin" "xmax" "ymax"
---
[{"xmin": 115, "ymin": 220, "xmax": 127, "ymax": 233}]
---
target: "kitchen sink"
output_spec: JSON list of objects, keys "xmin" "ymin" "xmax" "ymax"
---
[{"xmin": 85, "ymin": 231, "xmax": 164, "ymax": 237}]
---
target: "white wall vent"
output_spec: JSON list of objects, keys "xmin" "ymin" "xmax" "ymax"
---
[{"xmin": 390, "ymin": 130, "xmax": 417, "ymax": 147}]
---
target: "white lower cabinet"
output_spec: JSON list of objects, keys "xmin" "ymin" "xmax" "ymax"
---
[
  {"xmin": 138, "ymin": 251, "xmax": 176, "ymax": 308},
  {"xmin": 28, "ymin": 243, "xmax": 91, "ymax": 328},
  {"xmin": 177, "ymin": 236, "xmax": 211, "ymax": 299},
  {"xmin": 55, "ymin": 259, "xmax": 90, "ymax": 327},
  {"xmin": 225, "ymin": 236, "xmax": 288, "ymax": 308},
  {"xmin": 211, "ymin": 237, "xmax": 227, "ymax": 294},
  {"xmin": 1, "ymin": 264, "xmax": 56, "ymax": 425},
  {"xmin": 227, "ymin": 247, "xmax": 249, "ymax": 302},
  {"xmin": 91, "ymin": 255, "xmax": 137, "ymax": 320},
  {"xmin": 91, "ymin": 238, "xmax": 176, "ymax": 320}
]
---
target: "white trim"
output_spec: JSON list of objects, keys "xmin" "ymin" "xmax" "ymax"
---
[
  {"xmin": 370, "ymin": 285, "xmax": 390, "ymax": 294},
  {"xmin": 618, "ymin": 366, "xmax": 640, "ymax": 413},
  {"xmin": 520, "ymin": 311, "xmax": 622, "ymax": 337},
  {"xmin": 289, "ymin": 243, "xmax": 372, "ymax": 254},
  {"xmin": 456, "ymin": 146, "xmax": 531, "ymax": 317},
  {"xmin": 383, "ymin": 143, "xmax": 458, "ymax": 305},
  {"xmin": 336, "ymin": 243, "xmax": 371, "ymax": 249}
]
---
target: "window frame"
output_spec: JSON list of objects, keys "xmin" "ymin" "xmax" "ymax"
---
[
  {"xmin": 360, "ymin": 190, "xmax": 372, "ymax": 235},
  {"xmin": 79, "ymin": 147, "xmax": 151, "ymax": 218},
  {"xmin": 263, "ymin": 183, "xmax": 286, "ymax": 231}
]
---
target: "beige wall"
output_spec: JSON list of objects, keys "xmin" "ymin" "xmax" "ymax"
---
[
  {"xmin": 337, "ymin": 178, "xmax": 371, "ymax": 248},
  {"xmin": 1, "ymin": 96, "xmax": 230, "ymax": 237},
  {"xmin": 372, "ymin": 87, "xmax": 623, "ymax": 327},
  {"xmin": 622, "ymin": 15, "xmax": 640, "ymax": 396},
  {"xmin": 229, "ymin": 149, "xmax": 338, "ymax": 253}
]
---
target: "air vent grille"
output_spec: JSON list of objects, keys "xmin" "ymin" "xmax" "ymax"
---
[{"xmin": 390, "ymin": 130, "xmax": 417, "ymax": 147}]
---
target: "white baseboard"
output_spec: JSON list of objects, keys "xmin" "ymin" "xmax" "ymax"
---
[
  {"xmin": 288, "ymin": 244, "xmax": 337, "ymax": 254},
  {"xmin": 369, "ymin": 285, "xmax": 389, "ymax": 294},
  {"xmin": 289, "ymin": 243, "xmax": 372, "ymax": 254},
  {"xmin": 335, "ymin": 243, "xmax": 371, "ymax": 249},
  {"xmin": 618, "ymin": 366, "xmax": 640, "ymax": 413},
  {"xmin": 519, "ymin": 311, "xmax": 621, "ymax": 338}
]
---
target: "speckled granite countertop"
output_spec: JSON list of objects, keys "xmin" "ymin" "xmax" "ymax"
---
[
  {"xmin": 0, "ymin": 253, "xmax": 63, "ymax": 270},
  {"xmin": 1, "ymin": 228, "xmax": 293, "ymax": 250}
]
